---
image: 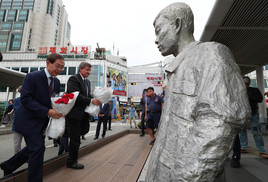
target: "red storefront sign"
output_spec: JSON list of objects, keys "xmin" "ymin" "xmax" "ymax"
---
[
  {"xmin": 113, "ymin": 90, "xmax": 127, "ymax": 96},
  {"xmin": 147, "ymin": 77, "xmax": 162, "ymax": 81},
  {"xmin": 38, "ymin": 46, "xmax": 89, "ymax": 55}
]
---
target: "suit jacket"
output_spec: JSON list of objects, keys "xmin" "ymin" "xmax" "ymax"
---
[
  {"xmin": 99, "ymin": 103, "xmax": 109, "ymax": 118},
  {"xmin": 66, "ymin": 73, "xmax": 92, "ymax": 120},
  {"xmin": 14, "ymin": 70, "xmax": 60, "ymax": 136}
]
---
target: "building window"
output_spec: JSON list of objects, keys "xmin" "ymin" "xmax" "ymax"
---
[
  {"xmin": 67, "ymin": 22, "xmax": 71, "ymax": 40},
  {"xmin": 13, "ymin": 22, "xmax": 24, "ymax": 30},
  {"xmin": 9, "ymin": 33, "xmax": 22, "ymax": 50},
  {"xmin": 60, "ymin": 84, "xmax": 65, "ymax": 92},
  {"xmin": 12, "ymin": 2, "xmax": 23, "ymax": 9},
  {"xmin": 1, "ymin": 22, "xmax": 12, "ymax": 30},
  {"xmin": 9, "ymin": 40, "xmax": 21, "ymax": 50},
  {"xmin": 12, "ymin": 67, "xmax": 19, "ymax": 71},
  {"xmin": 21, "ymin": 67, "xmax": 29, "ymax": 73},
  {"xmin": 1, "ymin": 1, "xmax": 12, "ymax": 9},
  {"xmin": 0, "ymin": 34, "xmax": 9, "ymax": 41},
  {"xmin": 23, "ymin": 0, "xmax": 34, "ymax": 9},
  {"xmin": 18, "ymin": 9, "xmax": 28, "ymax": 21},
  {"xmin": 56, "ymin": 4, "xmax": 60, "ymax": 26},
  {"xmin": 265, "ymin": 79, "xmax": 268, "ymax": 88},
  {"xmin": 0, "ymin": 10, "xmax": 6, "ymax": 21},
  {"xmin": 68, "ymin": 67, "xmax": 76, "ymax": 75},
  {"xmin": 250, "ymin": 79, "xmax": 257, "ymax": 88},
  {"xmin": 46, "ymin": 0, "xmax": 53, "ymax": 16},
  {"xmin": 30, "ymin": 67, "xmax": 38, "ymax": 72},
  {"xmin": 12, "ymin": 34, "xmax": 22, "ymax": 39},
  {"xmin": 59, "ymin": 67, "xmax": 66, "ymax": 75},
  {"xmin": 7, "ymin": 9, "xmax": 17, "ymax": 21},
  {"xmin": 0, "ymin": 43, "xmax": 7, "ymax": 52},
  {"xmin": 40, "ymin": 67, "xmax": 45, "ymax": 70},
  {"xmin": 0, "ymin": 86, "xmax": 7, "ymax": 92},
  {"xmin": 54, "ymin": 29, "xmax": 58, "ymax": 46}
]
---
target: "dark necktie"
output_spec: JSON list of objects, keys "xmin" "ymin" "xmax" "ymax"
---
[
  {"xmin": 84, "ymin": 79, "xmax": 88, "ymax": 97},
  {"xmin": 49, "ymin": 77, "xmax": 53, "ymax": 97}
]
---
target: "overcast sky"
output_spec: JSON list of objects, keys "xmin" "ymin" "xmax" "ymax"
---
[{"xmin": 62, "ymin": 0, "xmax": 216, "ymax": 66}]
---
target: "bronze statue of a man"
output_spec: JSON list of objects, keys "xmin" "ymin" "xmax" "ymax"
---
[{"xmin": 146, "ymin": 2, "xmax": 251, "ymax": 182}]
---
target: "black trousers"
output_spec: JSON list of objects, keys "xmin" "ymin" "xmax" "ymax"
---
[
  {"xmin": 67, "ymin": 114, "xmax": 89, "ymax": 165},
  {"xmin": 95, "ymin": 117, "xmax": 107, "ymax": 138},
  {"xmin": 141, "ymin": 113, "xmax": 145, "ymax": 134},
  {"xmin": 232, "ymin": 134, "xmax": 241, "ymax": 160},
  {"xmin": 107, "ymin": 115, "xmax": 112, "ymax": 130}
]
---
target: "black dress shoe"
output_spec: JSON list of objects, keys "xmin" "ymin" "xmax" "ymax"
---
[
  {"xmin": 67, "ymin": 162, "xmax": 84, "ymax": 169},
  {"xmin": 82, "ymin": 136, "xmax": 86, "ymax": 140},
  {"xmin": 140, "ymin": 133, "xmax": 145, "ymax": 137},
  {"xmin": 102, "ymin": 136, "xmax": 105, "ymax": 139},
  {"xmin": 94, "ymin": 137, "xmax": 98, "ymax": 140},
  {"xmin": 230, "ymin": 158, "xmax": 240, "ymax": 168},
  {"xmin": 0, "ymin": 162, "xmax": 12, "ymax": 176}
]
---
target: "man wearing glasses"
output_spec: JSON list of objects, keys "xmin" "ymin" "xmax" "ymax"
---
[{"xmin": 0, "ymin": 53, "xmax": 64, "ymax": 182}]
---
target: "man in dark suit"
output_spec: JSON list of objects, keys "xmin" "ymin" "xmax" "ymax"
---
[
  {"xmin": 94, "ymin": 103, "xmax": 109, "ymax": 140},
  {"xmin": 0, "ymin": 53, "xmax": 64, "ymax": 182},
  {"xmin": 66, "ymin": 62, "xmax": 100, "ymax": 169},
  {"xmin": 107, "ymin": 101, "xmax": 113, "ymax": 131}
]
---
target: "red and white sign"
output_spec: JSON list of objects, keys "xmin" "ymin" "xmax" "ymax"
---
[
  {"xmin": 113, "ymin": 90, "xmax": 126, "ymax": 96},
  {"xmin": 38, "ymin": 46, "xmax": 90, "ymax": 55},
  {"xmin": 147, "ymin": 77, "xmax": 162, "ymax": 81},
  {"xmin": 38, "ymin": 47, "xmax": 47, "ymax": 55}
]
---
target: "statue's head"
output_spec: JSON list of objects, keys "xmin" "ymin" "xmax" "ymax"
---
[{"xmin": 154, "ymin": 3, "xmax": 194, "ymax": 56}]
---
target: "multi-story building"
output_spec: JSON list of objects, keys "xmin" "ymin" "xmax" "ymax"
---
[{"xmin": 0, "ymin": 0, "xmax": 71, "ymax": 53}]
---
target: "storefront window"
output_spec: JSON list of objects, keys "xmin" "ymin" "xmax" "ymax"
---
[
  {"xmin": 59, "ymin": 67, "xmax": 66, "ymax": 75},
  {"xmin": 30, "ymin": 67, "xmax": 38, "ymax": 72},
  {"xmin": 21, "ymin": 67, "xmax": 29, "ymax": 73},
  {"xmin": 60, "ymin": 84, "xmax": 65, "ymax": 92},
  {"xmin": 12, "ymin": 67, "xmax": 19, "ymax": 71},
  {"xmin": 68, "ymin": 67, "xmax": 76, "ymax": 75}
]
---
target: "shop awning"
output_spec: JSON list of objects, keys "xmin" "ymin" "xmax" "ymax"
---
[
  {"xmin": 0, "ymin": 66, "xmax": 25, "ymax": 89},
  {"xmin": 200, "ymin": 0, "xmax": 268, "ymax": 75}
]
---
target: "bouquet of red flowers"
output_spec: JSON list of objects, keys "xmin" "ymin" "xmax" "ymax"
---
[
  {"xmin": 54, "ymin": 93, "xmax": 74, "ymax": 104},
  {"xmin": 46, "ymin": 91, "xmax": 79, "ymax": 139}
]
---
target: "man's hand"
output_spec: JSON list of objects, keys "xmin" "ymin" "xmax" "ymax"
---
[
  {"xmin": 48, "ymin": 109, "xmax": 63, "ymax": 119},
  {"xmin": 92, "ymin": 99, "xmax": 101, "ymax": 106}
]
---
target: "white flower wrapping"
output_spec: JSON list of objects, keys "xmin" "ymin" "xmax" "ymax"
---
[
  {"xmin": 46, "ymin": 91, "xmax": 79, "ymax": 139},
  {"xmin": 85, "ymin": 87, "xmax": 113, "ymax": 116}
]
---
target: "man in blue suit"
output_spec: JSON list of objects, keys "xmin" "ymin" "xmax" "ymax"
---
[
  {"xmin": 94, "ymin": 103, "xmax": 110, "ymax": 140},
  {"xmin": 0, "ymin": 53, "xmax": 64, "ymax": 182}
]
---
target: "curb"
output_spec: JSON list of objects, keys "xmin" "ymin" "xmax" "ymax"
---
[{"xmin": 0, "ymin": 128, "xmax": 13, "ymax": 135}]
